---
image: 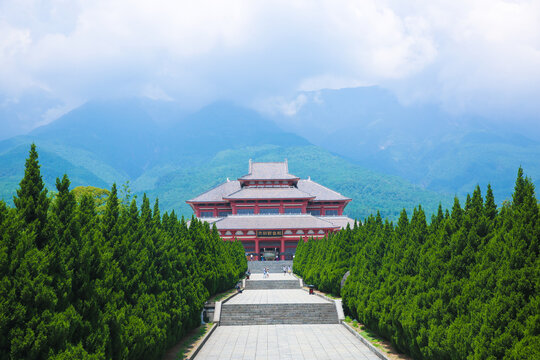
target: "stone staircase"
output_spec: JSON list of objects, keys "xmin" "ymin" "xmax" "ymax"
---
[
  {"xmin": 244, "ymin": 279, "xmax": 300, "ymax": 290},
  {"xmin": 219, "ymin": 264, "xmax": 340, "ymax": 326},
  {"xmin": 247, "ymin": 260, "xmax": 293, "ymax": 273},
  {"xmin": 220, "ymin": 303, "xmax": 339, "ymax": 325}
]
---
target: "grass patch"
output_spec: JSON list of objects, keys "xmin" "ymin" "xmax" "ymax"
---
[
  {"xmin": 344, "ymin": 317, "xmax": 384, "ymax": 349},
  {"xmin": 209, "ymin": 288, "xmax": 237, "ymax": 302},
  {"xmin": 174, "ymin": 323, "xmax": 214, "ymax": 360},
  {"xmin": 324, "ymin": 293, "xmax": 340, "ymax": 300}
]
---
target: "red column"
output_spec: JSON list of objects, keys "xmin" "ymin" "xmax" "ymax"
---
[
  {"xmin": 255, "ymin": 238, "xmax": 260, "ymax": 261},
  {"xmin": 281, "ymin": 238, "xmax": 285, "ymax": 260}
]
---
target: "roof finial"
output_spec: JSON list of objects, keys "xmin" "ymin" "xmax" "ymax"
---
[
  {"xmin": 308, "ymin": 176, "xmax": 311, "ymax": 181},
  {"xmin": 227, "ymin": 177, "xmax": 230, "ymax": 182},
  {"xmin": 249, "ymin": 159, "xmax": 252, "ymax": 173},
  {"xmin": 284, "ymin": 158, "xmax": 288, "ymax": 173}
]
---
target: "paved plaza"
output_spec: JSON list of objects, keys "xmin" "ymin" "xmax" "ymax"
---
[
  {"xmin": 227, "ymin": 289, "xmax": 328, "ymax": 304},
  {"xmin": 194, "ymin": 324, "xmax": 380, "ymax": 360},
  {"xmin": 248, "ymin": 273, "xmax": 298, "ymax": 280},
  {"xmin": 194, "ymin": 266, "xmax": 381, "ymax": 360}
]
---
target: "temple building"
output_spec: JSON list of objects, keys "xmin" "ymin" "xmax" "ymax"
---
[{"xmin": 187, "ymin": 160, "xmax": 355, "ymax": 260}]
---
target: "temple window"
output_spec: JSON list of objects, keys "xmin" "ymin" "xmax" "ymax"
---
[
  {"xmin": 237, "ymin": 208, "xmax": 255, "ymax": 215},
  {"xmin": 259, "ymin": 208, "xmax": 279, "ymax": 215},
  {"xmin": 284, "ymin": 208, "xmax": 302, "ymax": 214}
]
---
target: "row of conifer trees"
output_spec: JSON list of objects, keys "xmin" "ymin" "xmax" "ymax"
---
[
  {"xmin": 294, "ymin": 169, "xmax": 539, "ymax": 359},
  {"xmin": 0, "ymin": 144, "xmax": 247, "ymax": 359}
]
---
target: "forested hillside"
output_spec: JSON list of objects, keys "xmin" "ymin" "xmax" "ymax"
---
[
  {"xmin": 0, "ymin": 145, "xmax": 247, "ymax": 359},
  {"xmin": 294, "ymin": 169, "xmax": 539, "ymax": 359},
  {"xmin": 0, "ymin": 100, "xmax": 454, "ymax": 222}
]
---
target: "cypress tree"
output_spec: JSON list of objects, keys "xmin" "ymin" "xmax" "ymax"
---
[
  {"xmin": 140, "ymin": 194, "xmax": 152, "ymax": 230},
  {"xmin": 451, "ymin": 197, "xmax": 463, "ymax": 224},
  {"xmin": 102, "ymin": 183, "xmax": 120, "ymax": 244},
  {"xmin": 484, "ymin": 184, "xmax": 497, "ymax": 221},
  {"xmin": 13, "ymin": 143, "xmax": 50, "ymax": 249},
  {"xmin": 153, "ymin": 198, "xmax": 161, "ymax": 227},
  {"xmin": 51, "ymin": 174, "xmax": 78, "ymax": 249}
]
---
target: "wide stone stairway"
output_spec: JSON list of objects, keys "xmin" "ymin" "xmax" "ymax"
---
[
  {"xmin": 247, "ymin": 260, "xmax": 293, "ymax": 273},
  {"xmin": 194, "ymin": 263, "xmax": 381, "ymax": 359}
]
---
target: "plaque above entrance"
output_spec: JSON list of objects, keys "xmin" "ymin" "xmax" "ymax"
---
[{"xmin": 257, "ymin": 230, "xmax": 283, "ymax": 237}]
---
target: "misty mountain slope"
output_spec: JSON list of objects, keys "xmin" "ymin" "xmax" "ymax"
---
[
  {"xmin": 0, "ymin": 98, "xmax": 453, "ymax": 221},
  {"xmin": 156, "ymin": 102, "xmax": 310, "ymax": 162},
  {"xmin": 30, "ymin": 99, "xmax": 163, "ymax": 179},
  {"xmin": 271, "ymin": 86, "xmax": 540, "ymax": 202}
]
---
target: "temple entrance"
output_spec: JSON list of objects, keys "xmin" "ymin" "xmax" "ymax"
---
[
  {"xmin": 243, "ymin": 239, "xmax": 299, "ymax": 261},
  {"xmin": 260, "ymin": 247, "xmax": 279, "ymax": 261}
]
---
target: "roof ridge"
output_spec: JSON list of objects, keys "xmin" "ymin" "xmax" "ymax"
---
[
  {"xmin": 315, "ymin": 216, "xmax": 339, "ymax": 226},
  {"xmin": 300, "ymin": 178, "xmax": 351, "ymax": 200},
  {"xmin": 187, "ymin": 179, "xmax": 239, "ymax": 201}
]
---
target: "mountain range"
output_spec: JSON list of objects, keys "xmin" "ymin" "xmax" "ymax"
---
[
  {"xmin": 1, "ymin": 87, "xmax": 538, "ymax": 221},
  {"xmin": 269, "ymin": 87, "xmax": 540, "ymax": 203}
]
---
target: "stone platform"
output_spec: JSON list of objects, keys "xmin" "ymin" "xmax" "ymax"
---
[
  {"xmin": 227, "ymin": 289, "xmax": 328, "ymax": 304},
  {"xmin": 194, "ymin": 324, "xmax": 380, "ymax": 360},
  {"xmin": 194, "ymin": 266, "xmax": 382, "ymax": 359}
]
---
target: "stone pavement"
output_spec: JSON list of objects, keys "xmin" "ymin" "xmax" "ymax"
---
[
  {"xmin": 194, "ymin": 266, "xmax": 382, "ymax": 359},
  {"xmin": 248, "ymin": 273, "xmax": 297, "ymax": 280},
  {"xmin": 193, "ymin": 324, "xmax": 380, "ymax": 360},
  {"xmin": 227, "ymin": 289, "xmax": 329, "ymax": 304}
]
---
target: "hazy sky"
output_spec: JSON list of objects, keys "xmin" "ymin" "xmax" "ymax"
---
[{"xmin": 1, "ymin": 0, "xmax": 539, "ymax": 135}]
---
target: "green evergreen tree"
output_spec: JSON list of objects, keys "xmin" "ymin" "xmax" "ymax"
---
[{"xmin": 13, "ymin": 144, "xmax": 50, "ymax": 249}]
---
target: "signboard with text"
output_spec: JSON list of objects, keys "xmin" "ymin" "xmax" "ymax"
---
[{"xmin": 257, "ymin": 230, "xmax": 283, "ymax": 237}]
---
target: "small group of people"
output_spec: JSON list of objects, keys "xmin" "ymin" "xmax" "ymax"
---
[
  {"xmin": 282, "ymin": 265, "xmax": 292, "ymax": 276},
  {"xmin": 262, "ymin": 267, "xmax": 270, "ymax": 278},
  {"xmin": 235, "ymin": 282, "xmax": 243, "ymax": 293}
]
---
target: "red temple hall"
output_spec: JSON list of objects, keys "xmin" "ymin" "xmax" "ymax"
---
[{"xmin": 187, "ymin": 160, "xmax": 355, "ymax": 260}]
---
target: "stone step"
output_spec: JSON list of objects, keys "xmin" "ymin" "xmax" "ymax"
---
[
  {"xmin": 247, "ymin": 261, "xmax": 293, "ymax": 274},
  {"xmin": 245, "ymin": 280, "xmax": 300, "ymax": 290},
  {"xmin": 220, "ymin": 303, "xmax": 339, "ymax": 326}
]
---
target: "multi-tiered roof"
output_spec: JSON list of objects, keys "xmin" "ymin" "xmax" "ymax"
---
[{"xmin": 187, "ymin": 160, "xmax": 354, "ymax": 237}]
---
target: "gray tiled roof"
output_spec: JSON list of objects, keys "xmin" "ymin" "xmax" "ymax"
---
[
  {"xmin": 224, "ymin": 187, "xmax": 314, "ymax": 199},
  {"xmin": 239, "ymin": 161, "xmax": 298, "ymax": 180},
  {"xmin": 213, "ymin": 215, "xmax": 339, "ymax": 230},
  {"xmin": 319, "ymin": 216, "xmax": 356, "ymax": 229},
  {"xmin": 297, "ymin": 179, "xmax": 351, "ymax": 201},
  {"xmin": 187, "ymin": 180, "xmax": 241, "ymax": 202},
  {"xmin": 186, "ymin": 218, "xmax": 220, "ymax": 228}
]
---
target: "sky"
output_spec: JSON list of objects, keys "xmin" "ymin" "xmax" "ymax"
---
[{"xmin": 1, "ymin": 0, "xmax": 539, "ymax": 138}]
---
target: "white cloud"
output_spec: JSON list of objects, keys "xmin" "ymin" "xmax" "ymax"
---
[{"xmin": 0, "ymin": 0, "xmax": 538, "ymax": 126}]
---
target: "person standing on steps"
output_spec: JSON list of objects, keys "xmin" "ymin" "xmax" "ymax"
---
[{"xmin": 283, "ymin": 265, "xmax": 286, "ymax": 276}]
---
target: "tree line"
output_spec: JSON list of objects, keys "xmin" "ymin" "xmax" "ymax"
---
[
  {"xmin": 294, "ymin": 168, "xmax": 539, "ymax": 359},
  {"xmin": 0, "ymin": 144, "xmax": 247, "ymax": 359}
]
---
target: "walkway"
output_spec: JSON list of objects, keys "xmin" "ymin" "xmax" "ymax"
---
[
  {"xmin": 248, "ymin": 273, "xmax": 297, "ymax": 280},
  {"xmin": 227, "ymin": 289, "xmax": 328, "ymax": 304},
  {"xmin": 194, "ymin": 263, "xmax": 382, "ymax": 360},
  {"xmin": 194, "ymin": 324, "xmax": 380, "ymax": 360}
]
